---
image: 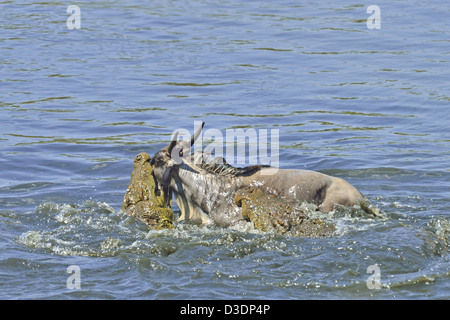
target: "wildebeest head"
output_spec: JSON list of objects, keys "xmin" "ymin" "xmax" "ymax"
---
[
  {"xmin": 150, "ymin": 121, "xmax": 250, "ymax": 226},
  {"xmin": 151, "ymin": 121, "xmax": 270, "ymax": 226},
  {"xmin": 150, "ymin": 121, "xmax": 205, "ymax": 189}
]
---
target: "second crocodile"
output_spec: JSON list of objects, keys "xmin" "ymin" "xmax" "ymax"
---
[{"xmin": 234, "ymin": 186, "xmax": 336, "ymax": 237}]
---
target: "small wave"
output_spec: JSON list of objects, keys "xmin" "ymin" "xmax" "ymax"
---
[
  {"xmin": 0, "ymin": 182, "xmax": 58, "ymax": 192},
  {"xmin": 422, "ymin": 217, "xmax": 450, "ymax": 257},
  {"xmin": 17, "ymin": 201, "xmax": 134, "ymax": 257},
  {"xmin": 293, "ymin": 199, "xmax": 388, "ymax": 237},
  {"xmin": 386, "ymin": 267, "xmax": 450, "ymax": 296},
  {"xmin": 428, "ymin": 217, "xmax": 450, "ymax": 241},
  {"xmin": 17, "ymin": 230, "xmax": 86, "ymax": 256}
]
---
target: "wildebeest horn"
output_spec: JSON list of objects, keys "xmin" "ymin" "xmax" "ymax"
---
[
  {"xmin": 167, "ymin": 132, "xmax": 179, "ymax": 156},
  {"xmin": 164, "ymin": 121, "xmax": 205, "ymax": 159},
  {"xmin": 160, "ymin": 122, "xmax": 205, "ymax": 187},
  {"xmin": 189, "ymin": 121, "xmax": 205, "ymax": 147}
]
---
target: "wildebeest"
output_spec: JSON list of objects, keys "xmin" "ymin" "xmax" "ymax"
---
[{"xmin": 150, "ymin": 122, "xmax": 366, "ymax": 228}]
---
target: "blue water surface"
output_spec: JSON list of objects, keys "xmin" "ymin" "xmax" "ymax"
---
[{"xmin": 0, "ymin": 0, "xmax": 449, "ymax": 299}]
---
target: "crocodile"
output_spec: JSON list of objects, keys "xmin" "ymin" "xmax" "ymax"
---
[
  {"xmin": 234, "ymin": 186, "xmax": 336, "ymax": 237},
  {"xmin": 121, "ymin": 152, "xmax": 174, "ymax": 230}
]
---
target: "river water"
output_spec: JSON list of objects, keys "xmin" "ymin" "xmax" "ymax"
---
[{"xmin": 1, "ymin": 0, "xmax": 449, "ymax": 299}]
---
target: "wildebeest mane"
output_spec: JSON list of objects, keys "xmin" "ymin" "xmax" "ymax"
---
[{"xmin": 190, "ymin": 152, "xmax": 267, "ymax": 177}]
